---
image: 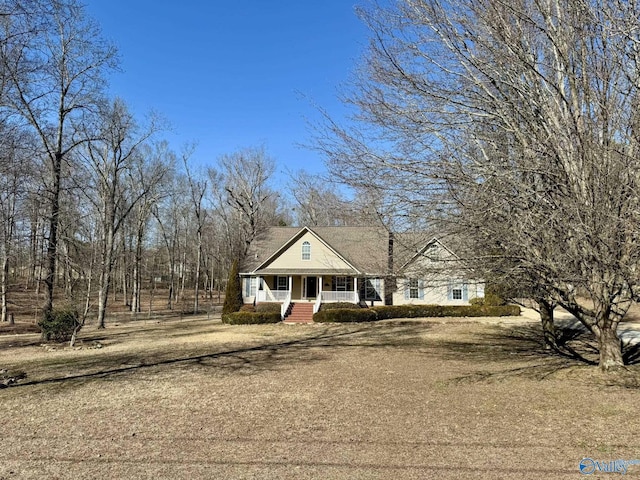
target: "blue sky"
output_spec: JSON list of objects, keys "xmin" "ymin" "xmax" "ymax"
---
[{"xmin": 83, "ymin": 1, "xmax": 370, "ymax": 180}]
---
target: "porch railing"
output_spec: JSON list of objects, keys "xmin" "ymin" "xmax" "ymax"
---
[
  {"xmin": 257, "ymin": 289, "xmax": 290, "ymax": 303},
  {"xmin": 313, "ymin": 295, "xmax": 322, "ymax": 314},
  {"xmin": 320, "ymin": 291, "xmax": 359, "ymax": 303},
  {"xmin": 280, "ymin": 293, "xmax": 292, "ymax": 320}
]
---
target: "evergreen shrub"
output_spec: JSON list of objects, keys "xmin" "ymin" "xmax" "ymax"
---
[
  {"xmin": 255, "ymin": 303, "xmax": 281, "ymax": 313},
  {"xmin": 38, "ymin": 307, "xmax": 81, "ymax": 342},
  {"xmin": 222, "ymin": 312, "xmax": 281, "ymax": 325},
  {"xmin": 313, "ymin": 309, "xmax": 378, "ymax": 323}
]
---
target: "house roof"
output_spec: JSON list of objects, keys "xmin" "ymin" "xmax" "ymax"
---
[{"xmin": 242, "ymin": 226, "xmax": 391, "ymax": 275}]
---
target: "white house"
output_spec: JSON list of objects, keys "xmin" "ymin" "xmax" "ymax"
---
[{"xmin": 240, "ymin": 226, "xmax": 484, "ymax": 321}]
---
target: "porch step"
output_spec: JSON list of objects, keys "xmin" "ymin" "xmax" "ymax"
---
[{"xmin": 284, "ymin": 302, "xmax": 314, "ymax": 324}]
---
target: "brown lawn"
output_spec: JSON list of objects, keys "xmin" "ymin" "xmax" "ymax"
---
[{"xmin": 1, "ymin": 315, "xmax": 640, "ymax": 479}]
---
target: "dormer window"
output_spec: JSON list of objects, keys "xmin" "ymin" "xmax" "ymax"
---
[{"xmin": 302, "ymin": 241, "xmax": 311, "ymax": 260}]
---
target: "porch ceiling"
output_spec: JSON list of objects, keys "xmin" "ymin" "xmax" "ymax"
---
[{"xmin": 254, "ymin": 268, "xmax": 358, "ymax": 276}]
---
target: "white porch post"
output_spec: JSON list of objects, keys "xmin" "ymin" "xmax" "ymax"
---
[
  {"xmin": 317, "ymin": 276, "xmax": 322, "ymax": 298},
  {"xmin": 257, "ymin": 276, "xmax": 262, "ymax": 302},
  {"xmin": 354, "ymin": 277, "xmax": 358, "ymax": 303},
  {"xmin": 289, "ymin": 276, "xmax": 293, "ymax": 296}
]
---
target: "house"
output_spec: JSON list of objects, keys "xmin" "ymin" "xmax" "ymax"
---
[{"xmin": 240, "ymin": 226, "xmax": 484, "ymax": 321}]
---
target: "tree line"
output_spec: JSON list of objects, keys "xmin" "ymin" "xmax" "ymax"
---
[{"xmin": 0, "ymin": 0, "xmax": 387, "ymax": 329}]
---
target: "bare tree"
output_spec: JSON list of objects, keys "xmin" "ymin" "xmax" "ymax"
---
[
  {"xmin": 128, "ymin": 142, "xmax": 172, "ymax": 314},
  {"xmin": 152, "ymin": 171, "xmax": 189, "ymax": 310},
  {"xmin": 316, "ymin": 0, "xmax": 640, "ymax": 369},
  {"xmin": 0, "ymin": 0, "xmax": 117, "ymax": 316},
  {"xmin": 0, "ymin": 126, "xmax": 32, "ymax": 322},
  {"xmin": 288, "ymin": 170, "xmax": 352, "ymax": 226},
  {"xmin": 210, "ymin": 146, "xmax": 279, "ymax": 262},
  {"xmin": 182, "ymin": 146, "xmax": 207, "ymax": 314},
  {"xmin": 79, "ymin": 99, "xmax": 163, "ymax": 328}
]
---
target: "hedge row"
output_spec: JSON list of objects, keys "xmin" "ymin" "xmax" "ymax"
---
[
  {"xmin": 319, "ymin": 302, "xmax": 364, "ymax": 311},
  {"xmin": 239, "ymin": 303, "xmax": 282, "ymax": 314},
  {"xmin": 313, "ymin": 304, "xmax": 520, "ymax": 323},
  {"xmin": 313, "ymin": 309, "xmax": 378, "ymax": 323},
  {"xmin": 222, "ymin": 312, "xmax": 282, "ymax": 325}
]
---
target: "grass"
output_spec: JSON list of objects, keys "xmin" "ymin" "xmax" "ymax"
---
[{"xmin": 1, "ymin": 315, "xmax": 640, "ymax": 479}]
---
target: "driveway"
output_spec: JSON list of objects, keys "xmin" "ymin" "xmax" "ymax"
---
[{"xmin": 520, "ymin": 307, "xmax": 640, "ymax": 346}]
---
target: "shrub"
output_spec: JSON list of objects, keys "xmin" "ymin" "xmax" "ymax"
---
[
  {"xmin": 370, "ymin": 304, "xmax": 520, "ymax": 320},
  {"xmin": 483, "ymin": 293, "xmax": 507, "ymax": 306},
  {"xmin": 469, "ymin": 297, "xmax": 485, "ymax": 306},
  {"xmin": 319, "ymin": 302, "xmax": 362, "ymax": 311},
  {"xmin": 38, "ymin": 307, "xmax": 81, "ymax": 342},
  {"xmin": 222, "ymin": 312, "xmax": 281, "ymax": 325},
  {"xmin": 313, "ymin": 308, "xmax": 378, "ymax": 323},
  {"xmin": 255, "ymin": 303, "xmax": 281, "ymax": 313},
  {"xmin": 239, "ymin": 304, "xmax": 256, "ymax": 312},
  {"xmin": 223, "ymin": 260, "xmax": 244, "ymax": 314}
]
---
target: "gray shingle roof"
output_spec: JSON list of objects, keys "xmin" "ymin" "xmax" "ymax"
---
[{"xmin": 241, "ymin": 226, "xmax": 391, "ymax": 275}]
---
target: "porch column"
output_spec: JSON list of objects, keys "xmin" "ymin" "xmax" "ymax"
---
[
  {"xmin": 288, "ymin": 276, "xmax": 293, "ymax": 296},
  {"xmin": 257, "ymin": 276, "xmax": 262, "ymax": 302},
  {"xmin": 317, "ymin": 276, "xmax": 322, "ymax": 299},
  {"xmin": 354, "ymin": 277, "xmax": 358, "ymax": 303}
]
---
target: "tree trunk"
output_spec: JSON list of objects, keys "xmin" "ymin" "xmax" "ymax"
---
[
  {"xmin": 28, "ymin": 210, "xmax": 39, "ymax": 289},
  {"xmin": 44, "ymin": 152, "xmax": 63, "ymax": 317},
  {"xmin": 594, "ymin": 326, "xmax": 624, "ymax": 371},
  {"xmin": 194, "ymin": 230, "xmax": 202, "ymax": 314},
  {"xmin": 121, "ymin": 234, "xmax": 130, "ymax": 307},
  {"xmin": 97, "ymin": 227, "xmax": 115, "ymax": 329},
  {"xmin": 538, "ymin": 298, "xmax": 557, "ymax": 350},
  {"xmin": 97, "ymin": 267, "xmax": 109, "ymax": 329},
  {"xmin": 131, "ymin": 226, "xmax": 145, "ymax": 314},
  {"xmin": 1, "ymin": 255, "xmax": 8, "ymax": 323},
  {"xmin": 180, "ymin": 252, "xmax": 186, "ymax": 301}
]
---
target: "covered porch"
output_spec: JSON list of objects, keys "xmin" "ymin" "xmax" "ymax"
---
[{"xmin": 255, "ymin": 274, "xmax": 360, "ymax": 304}]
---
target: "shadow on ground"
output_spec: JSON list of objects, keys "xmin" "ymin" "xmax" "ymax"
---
[
  {"xmin": 5, "ymin": 323, "xmax": 427, "ymax": 391},
  {"xmin": 5, "ymin": 319, "xmax": 640, "ymax": 391},
  {"xmin": 430, "ymin": 322, "xmax": 640, "ymax": 389}
]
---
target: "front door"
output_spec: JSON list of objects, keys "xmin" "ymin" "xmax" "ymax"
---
[{"xmin": 303, "ymin": 276, "xmax": 317, "ymax": 300}]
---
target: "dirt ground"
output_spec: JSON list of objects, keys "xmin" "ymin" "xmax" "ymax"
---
[{"xmin": 1, "ymin": 315, "xmax": 640, "ymax": 479}]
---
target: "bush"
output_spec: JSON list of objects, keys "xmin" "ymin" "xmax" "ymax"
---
[
  {"xmin": 38, "ymin": 307, "xmax": 81, "ymax": 342},
  {"xmin": 255, "ymin": 303, "xmax": 281, "ymax": 313},
  {"xmin": 239, "ymin": 304, "xmax": 256, "ymax": 312},
  {"xmin": 313, "ymin": 308, "xmax": 378, "ymax": 323},
  {"xmin": 483, "ymin": 293, "xmax": 507, "ymax": 306},
  {"xmin": 222, "ymin": 312, "xmax": 282, "ymax": 325},
  {"xmin": 370, "ymin": 304, "xmax": 520, "ymax": 319},
  {"xmin": 223, "ymin": 260, "xmax": 244, "ymax": 314},
  {"xmin": 319, "ymin": 302, "xmax": 362, "ymax": 311}
]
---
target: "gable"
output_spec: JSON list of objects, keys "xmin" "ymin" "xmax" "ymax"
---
[
  {"xmin": 256, "ymin": 230, "xmax": 358, "ymax": 274},
  {"xmin": 400, "ymin": 239, "xmax": 459, "ymax": 276},
  {"xmin": 242, "ymin": 226, "xmax": 391, "ymax": 275}
]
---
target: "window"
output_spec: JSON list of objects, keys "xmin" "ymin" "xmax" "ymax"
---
[
  {"xmin": 448, "ymin": 281, "xmax": 468, "ymax": 301},
  {"xmin": 243, "ymin": 277, "xmax": 256, "ymax": 297},
  {"xmin": 302, "ymin": 241, "xmax": 311, "ymax": 260},
  {"xmin": 409, "ymin": 278, "xmax": 419, "ymax": 299},
  {"xmin": 335, "ymin": 276, "xmax": 347, "ymax": 291},
  {"xmin": 364, "ymin": 278, "xmax": 381, "ymax": 301},
  {"xmin": 276, "ymin": 276, "xmax": 288, "ymax": 290}
]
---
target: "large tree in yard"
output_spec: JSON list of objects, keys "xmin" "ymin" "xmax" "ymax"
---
[
  {"xmin": 317, "ymin": 0, "xmax": 640, "ymax": 369},
  {"xmin": 0, "ymin": 0, "xmax": 117, "ymax": 316}
]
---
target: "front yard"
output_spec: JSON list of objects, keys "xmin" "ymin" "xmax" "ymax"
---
[{"xmin": 1, "ymin": 315, "xmax": 639, "ymax": 479}]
